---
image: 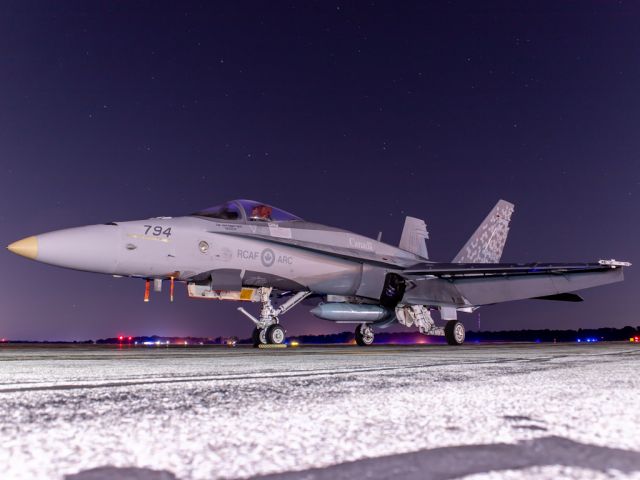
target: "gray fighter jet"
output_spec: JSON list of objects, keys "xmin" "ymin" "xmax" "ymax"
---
[{"xmin": 7, "ymin": 199, "xmax": 630, "ymax": 346}]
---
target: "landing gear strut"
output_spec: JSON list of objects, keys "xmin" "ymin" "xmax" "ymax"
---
[
  {"xmin": 238, "ymin": 287, "xmax": 311, "ymax": 348},
  {"xmin": 355, "ymin": 323, "xmax": 375, "ymax": 346},
  {"xmin": 395, "ymin": 304, "xmax": 467, "ymax": 345}
]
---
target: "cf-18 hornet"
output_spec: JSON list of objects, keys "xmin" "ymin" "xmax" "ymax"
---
[{"xmin": 7, "ymin": 199, "xmax": 630, "ymax": 346}]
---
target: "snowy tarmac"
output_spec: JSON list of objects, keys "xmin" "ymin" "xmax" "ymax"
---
[{"xmin": 1, "ymin": 343, "xmax": 639, "ymax": 480}]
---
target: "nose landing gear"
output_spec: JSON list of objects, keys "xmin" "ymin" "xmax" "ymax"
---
[{"xmin": 238, "ymin": 287, "xmax": 311, "ymax": 348}]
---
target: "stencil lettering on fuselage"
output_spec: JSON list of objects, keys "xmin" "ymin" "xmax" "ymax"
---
[
  {"xmin": 348, "ymin": 236, "xmax": 374, "ymax": 251},
  {"xmin": 236, "ymin": 248, "xmax": 293, "ymax": 267},
  {"xmin": 237, "ymin": 249, "xmax": 260, "ymax": 260},
  {"xmin": 216, "ymin": 223, "xmax": 242, "ymax": 232},
  {"xmin": 277, "ymin": 255, "xmax": 293, "ymax": 265}
]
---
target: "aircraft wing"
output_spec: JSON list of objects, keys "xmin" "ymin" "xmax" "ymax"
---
[
  {"xmin": 400, "ymin": 260, "xmax": 630, "ymax": 307},
  {"xmin": 403, "ymin": 261, "xmax": 626, "ymax": 277}
]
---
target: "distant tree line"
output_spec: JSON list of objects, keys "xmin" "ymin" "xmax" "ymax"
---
[
  {"xmin": 87, "ymin": 326, "xmax": 640, "ymax": 345},
  {"xmin": 5, "ymin": 326, "xmax": 638, "ymax": 345},
  {"xmin": 285, "ymin": 326, "xmax": 640, "ymax": 345}
]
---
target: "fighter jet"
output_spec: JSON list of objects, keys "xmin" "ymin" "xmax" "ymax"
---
[{"xmin": 7, "ymin": 199, "xmax": 630, "ymax": 346}]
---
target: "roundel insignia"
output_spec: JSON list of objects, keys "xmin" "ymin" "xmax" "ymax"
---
[{"xmin": 261, "ymin": 248, "xmax": 275, "ymax": 267}]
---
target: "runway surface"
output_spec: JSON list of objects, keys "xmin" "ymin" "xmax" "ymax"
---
[{"xmin": 1, "ymin": 343, "xmax": 639, "ymax": 479}]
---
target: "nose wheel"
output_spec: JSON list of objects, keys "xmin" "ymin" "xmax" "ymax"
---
[
  {"xmin": 251, "ymin": 327, "xmax": 268, "ymax": 347},
  {"xmin": 355, "ymin": 323, "xmax": 375, "ymax": 346},
  {"xmin": 266, "ymin": 324, "xmax": 286, "ymax": 344},
  {"xmin": 251, "ymin": 324, "xmax": 287, "ymax": 347}
]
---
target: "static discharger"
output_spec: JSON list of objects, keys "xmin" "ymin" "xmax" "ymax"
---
[
  {"xmin": 170, "ymin": 276, "xmax": 175, "ymax": 302},
  {"xmin": 144, "ymin": 279, "xmax": 150, "ymax": 302}
]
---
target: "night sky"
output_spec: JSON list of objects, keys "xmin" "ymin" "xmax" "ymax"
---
[{"xmin": 1, "ymin": 2, "xmax": 638, "ymax": 341}]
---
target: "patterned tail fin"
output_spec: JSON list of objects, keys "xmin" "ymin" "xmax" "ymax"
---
[{"xmin": 453, "ymin": 200, "xmax": 515, "ymax": 263}]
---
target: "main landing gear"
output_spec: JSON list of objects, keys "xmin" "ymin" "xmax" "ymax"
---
[
  {"xmin": 444, "ymin": 320, "xmax": 466, "ymax": 346},
  {"xmin": 395, "ymin": 304, "xmax": 466, "ymax": 346},
  {"xmin": 353, "ymin": 320, "xmax": 466, "ymax": 347},
  {"xmin": 238, "ymin": 287, "xmax": 311, "ymax": 348}
]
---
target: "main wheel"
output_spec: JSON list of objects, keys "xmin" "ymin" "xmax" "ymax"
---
[
  {"xmin": 266, "ymin": 324, "xmax": 286, "ymax": 345},
  {"xmin": 355, "ymin": 324, "xmax": 375, "ymax": 346},
  {"xmin": 445, "ymin": 320, "xmax": 465, "ymax": 345},
  {"xmin": 252, "ymin": 327, "xmax": 268, "ymax": 348}
]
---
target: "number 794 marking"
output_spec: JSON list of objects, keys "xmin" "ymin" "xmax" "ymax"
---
[{"xmin": 144, "ymin": 225, "xmax": 172, "ymax": 237}]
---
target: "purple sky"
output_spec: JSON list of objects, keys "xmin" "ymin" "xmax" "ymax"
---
[{"xmin": 0, "ymin": 2, "xmax": 638, "ymax": 340}]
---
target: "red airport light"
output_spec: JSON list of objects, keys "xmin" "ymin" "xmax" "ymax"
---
[{"xmin": 118, "ymin": 335, "xmax": 124, "ymax": 341}]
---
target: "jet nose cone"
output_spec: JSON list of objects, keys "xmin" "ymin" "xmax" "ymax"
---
[{"xmin": 7, "ymin": 236, "xmax": 38, "ymax": 259}]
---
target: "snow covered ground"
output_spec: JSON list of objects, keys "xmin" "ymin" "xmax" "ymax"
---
[{"xmin": 0, "ymin": 343, "xmax": 639, "ymax": 480}]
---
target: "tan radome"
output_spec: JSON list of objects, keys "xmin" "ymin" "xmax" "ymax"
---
[{"xmin": 7, "ymin": 236, "xmax": 38, "ymax": 260}]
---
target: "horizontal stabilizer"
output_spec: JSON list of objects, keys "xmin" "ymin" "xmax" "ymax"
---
[
  {"xmin": 399, "ymin": 216, "xmax": 429, "ymax": 259},
  {"xmin": 532, "ymin": 293, "xmax": 584, "ymax": 302},
  {"xmin": 453, "ymin": 200, "xmax": 514, "ymax": 263}
]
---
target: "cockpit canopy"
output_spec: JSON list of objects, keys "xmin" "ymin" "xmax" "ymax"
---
[{"xmin": 192, "ymin": 199, "xmax": 303, "ymax": 222}]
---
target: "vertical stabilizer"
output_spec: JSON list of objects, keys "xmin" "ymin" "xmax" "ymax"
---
[
  {"xmin": 453, "ymin": 200, "xmax": 514, "ymax": 263},
  {"xmin": 399, "ymin": 216, "xmax": 429, "ymax": 259}
]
